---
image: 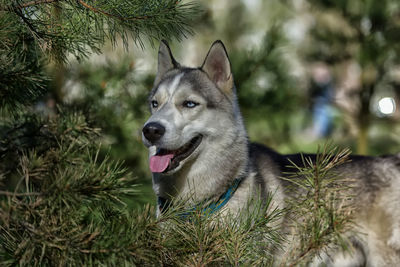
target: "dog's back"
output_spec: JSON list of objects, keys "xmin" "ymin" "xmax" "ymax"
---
[{"xmin": 249, "ymin": 142, "xmax": 400, "ymax": 265}]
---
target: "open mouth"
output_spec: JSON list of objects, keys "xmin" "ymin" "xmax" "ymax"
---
[{"xmin": 149, "ymin": 135, "xmax": 203, "ymax": 173}]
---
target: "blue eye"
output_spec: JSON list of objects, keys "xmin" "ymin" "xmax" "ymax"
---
[
  {"xmin": 183, "ymin": 100, "xmax": 198, "ymax": 108},
  {"xmin": 151, "ymin": 100, "xmax": 158, "ymax": 108}
]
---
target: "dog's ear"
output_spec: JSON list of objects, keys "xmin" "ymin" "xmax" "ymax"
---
[
  {"xmin": 201, "ymin": 40, "xmax": 234, "ymax": 96},
  {"xmin": 155, "ymin": 40, "xmax": 179, "ymax": 85}
]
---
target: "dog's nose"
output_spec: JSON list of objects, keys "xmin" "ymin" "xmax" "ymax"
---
[{"xmin": 142, "ymin": 122, "xmax": 166, "ymax": 143}]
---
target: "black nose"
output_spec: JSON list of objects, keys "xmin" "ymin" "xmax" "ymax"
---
[{"xmin": 142, "ymin": 122, "xmax": 166, "ymax": 143}]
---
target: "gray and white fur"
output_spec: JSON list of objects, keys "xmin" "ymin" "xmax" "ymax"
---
[{"xmin": 142, "ymin": 40, "xmax": 400, "ymax": 266}]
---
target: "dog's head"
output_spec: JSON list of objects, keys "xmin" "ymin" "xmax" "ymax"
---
[{"xmin": 142, "ymin": 40, "xmax": 240, "ymax": 175}]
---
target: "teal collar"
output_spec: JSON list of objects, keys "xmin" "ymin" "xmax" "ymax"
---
[
  {"xmin": 157, "ymin": 177, "xmax": 244, "ymax": 219},
  {"xmin": 195, "ymin": 178, "xmax": 242, "ymax": 216}
]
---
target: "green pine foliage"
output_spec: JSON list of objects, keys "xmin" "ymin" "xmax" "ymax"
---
[
  {"xmin": 0, "ymin": 110, "xmax": 135, "ymax": 265},
  {"xmin": 0, "ymin": 0, "xmax": 198, "ymax": 113},
  {"xmin": 0, "ymin": 12, "xmax": 48, "ymax": 113},
  {"xmin": 64, "ymin": 56, "xmax": 154, "ymax": 203},
  {"xmin": 0, "ymin": 165, "xmax": 284, "ymax": 266},
  {"xmin": 162, "ymin": 195, "xmax": 284, "ymax": 266},
  {"xmin": 0, "ymin": 0, "xmax": 198, "ymax": 61},
  {"xmin": 281, "ymin": 145, "xmax": 356, "ymax": 266}
]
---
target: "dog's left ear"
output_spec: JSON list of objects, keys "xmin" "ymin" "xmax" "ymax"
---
[{"xmin": 201, "ymin": 40, "xmax": 234, "ymax": 96}]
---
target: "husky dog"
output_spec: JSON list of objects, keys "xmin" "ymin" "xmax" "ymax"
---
[{"xmin": 142, "ymin": 40, "xmax": 400, "ymax": 266}]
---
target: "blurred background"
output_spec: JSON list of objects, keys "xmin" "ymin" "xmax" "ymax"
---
[{"xmin": 2, "ymin": 0, "xmax": 400, "ymax": 205}]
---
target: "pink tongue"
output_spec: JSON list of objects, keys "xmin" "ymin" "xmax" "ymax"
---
[{"xmin": 150, "ymin": 154, "xmax": 174, "ymax": 173}]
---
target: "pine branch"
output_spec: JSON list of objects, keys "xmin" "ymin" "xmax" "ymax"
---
[
  {"xmin": 1, "ymin": 0, "xmax": 58, "ymax": 10},
  {"xmin": 3, "ymin": 0, "xmax": 192, "ymax": 22},
  {"xmin": 281, "ymin": 144, "xmax": 355, "ymax": 265},
  {"xmin": 76, "ymin": 0, "xmax": 175, "ymax": 21},
  {"xmin": 0, "ymin": 191, "xmax": 41, "ymax": 196},
  {"xmin": 0, "ymin": 0, "xmax": 200, "ymax": 111}
]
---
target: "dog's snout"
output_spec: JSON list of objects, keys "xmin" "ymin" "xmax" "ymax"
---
[{"xmin": 142, "ymin": 122, "xmax": 165, "ymax": 143}]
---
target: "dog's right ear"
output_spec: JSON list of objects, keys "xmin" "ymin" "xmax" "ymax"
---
[{"xmin": 155, "ymin": 40, "xmax": 180, "ymax": 85}]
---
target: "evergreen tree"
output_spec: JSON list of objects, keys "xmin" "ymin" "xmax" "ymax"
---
[
  {"xmin": 0, "ymin": 0, "xmax": 199, "ymax": 193},
  {"xmin": 0, "ymin": 0, "xmax": 200, "ymax": 264}
]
